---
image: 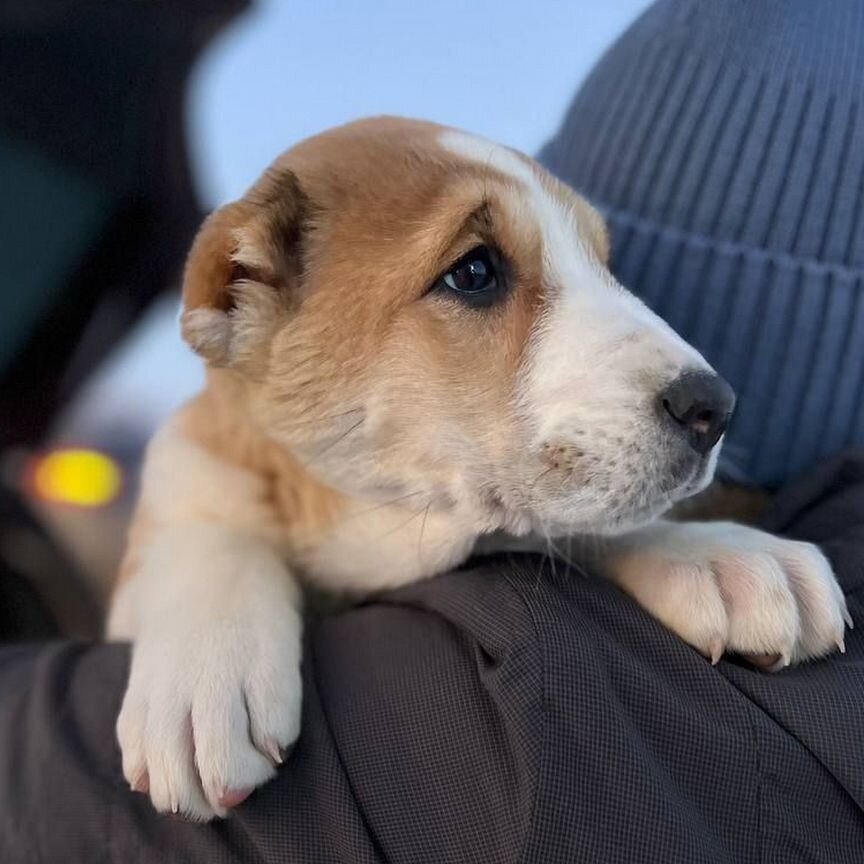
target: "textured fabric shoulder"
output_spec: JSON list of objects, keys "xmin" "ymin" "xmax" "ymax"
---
[{"xmin": 307, "ymin": 560, "xmax": 544, "ymax": 863}]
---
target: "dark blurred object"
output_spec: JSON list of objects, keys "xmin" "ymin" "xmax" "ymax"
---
[
  {"xmin": 0, "ymin": 0, "xmax": 249, "ymax": 637},
  {"xmin": 0, "ymin": 487, "xmax": 62, "ymax": 640},
  {"xmin": 0, "ymin": 0, "xmax": 247, "ymax": 449},
  {"xmin": 0, "ymin": 570, "xmax": 56, "ymax": 640}
]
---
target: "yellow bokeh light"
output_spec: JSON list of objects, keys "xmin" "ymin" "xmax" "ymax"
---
[{"xmin": 32, "ymin": 448, "xmax": 122, "ymax": 507}]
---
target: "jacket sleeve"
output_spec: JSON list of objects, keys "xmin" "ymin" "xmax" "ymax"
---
[
  {"xmin": 762, "ymin": 450, "xmax": 864, "ymax": 598},
  {"xmin": 0, "ymin": 570, "xmax": 538, "ymax": 864},
  {"xmin": 718, "ymin": 451, "xmax": 864, "ymax": 823}
]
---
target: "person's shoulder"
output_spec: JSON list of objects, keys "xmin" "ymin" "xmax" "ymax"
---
[
  {"xmin": 310, "ymin": 555, "xmax": 544, "ymax": 708},
  {"xmin": 305, "ymin": 556, "xmax": 545, "ymax": 864}
]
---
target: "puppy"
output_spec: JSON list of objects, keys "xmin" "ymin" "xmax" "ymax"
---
[{"xmin": 109, "ymin": 117, "xmax": 850, "ymax": 820}]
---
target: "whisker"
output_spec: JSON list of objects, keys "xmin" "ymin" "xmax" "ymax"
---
[
  {"xmin": 417, "ymin": 502, "xmax": 431, "ymax": 571},
  {"xmin": 547, "ymin": 537, "xmax": 580, "ymax": 572},
  {"xmin": 535, "ymin": 543, "xmax": 546, "ymax": 592},
  {"xmin": 311, "ymin": 416, "xmax": 365, "ymax": 461},
  {"xmin": 533, "ymin": 523, "xmax": 551, "ymax": 591},
  {"xmin": 378, "ymin": 505, "xmax": 428, "ymax": 540},
  {"xmin": 339, "ymin": 490, "xmax": 426, "ymax": 523},
  {"xmin": 545, "ymin": 531, "xmax": 558, "ymax": 587},
  {"xmin": 287, "ymin": 407, "xmax": 364, "ymax": 429}
]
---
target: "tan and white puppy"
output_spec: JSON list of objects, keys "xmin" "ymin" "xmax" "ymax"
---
[{"xmin": 109, "ymin": 117, "xmax": 850, "ymax": 821}]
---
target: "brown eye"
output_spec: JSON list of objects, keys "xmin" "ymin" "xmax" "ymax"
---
[{"xmin": 433, "ymin": 246, "xmax": 505, "ymax": 308}]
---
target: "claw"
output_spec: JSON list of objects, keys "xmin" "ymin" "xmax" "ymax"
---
[
  {"xmin": 264, "ymin": 739, "xmax": 284, "ymax": 766},
  {"xmin": 170, "ymin": 797, "xmax": 179, "ymax": 815},
  {"xmin": 766, "ymin": 653, "xmax": 792, "ymax": 673},
  {"xmin": 709, "ymin": 639, "xmax": 724, "ymax": 666},
  {"xmin": 837, "ymin": 636, "xmax": 846, "ymax": 655},
  {"xmin": 743, "ymin": 653, "xmax": 781, "ymax": 670},
  {"xmin": 843, "ymin": 608, "xmax": 854, "ymax": 630},
  {"xmin": 219, "ymin": 787, "xmax": 253, "ymax": 809},
  {"xmin": 130, "ymin": 769, "xmax": 149, "ymax": 794}
]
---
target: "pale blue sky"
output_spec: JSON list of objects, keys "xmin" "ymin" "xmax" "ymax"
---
[
  {"xmin": 62, "ymin": 0, "xmax": 651, "ymax": 440},
  {"xmin": 190, "ymin": 0, "xmax": 652, "ymax": 206}
]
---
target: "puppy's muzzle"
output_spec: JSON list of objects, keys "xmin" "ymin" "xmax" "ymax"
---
[{"xmin": 658, "ymin": 370, "xmax": 736, "ymax": 455}]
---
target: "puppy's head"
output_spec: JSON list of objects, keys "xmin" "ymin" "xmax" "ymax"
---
[{"xmin": 182, "ymin": 117, "xmax": 733, "ymax": 538}]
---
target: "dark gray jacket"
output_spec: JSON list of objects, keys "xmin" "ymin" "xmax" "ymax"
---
[{"xmin": 2, "ymin": 453, "xmax": 864, "ymax": 863}]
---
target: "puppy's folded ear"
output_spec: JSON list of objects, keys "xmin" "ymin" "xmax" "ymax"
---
[
  {"xmin": 180, "ymin": 169, "xmax": 307, "ymax": 366},
  {"xmin": 574, "ymin": 199, "xmax": 610, "ymax": 265}
]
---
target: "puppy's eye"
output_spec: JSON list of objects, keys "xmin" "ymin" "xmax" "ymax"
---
[{"xmin": 434, "ymin": 246, "xmax": 504, "ymax": 308}]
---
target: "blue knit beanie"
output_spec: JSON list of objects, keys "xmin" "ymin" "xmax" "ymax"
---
[{"xmin": 540, "ymin": 0, "xmax": 864, "ymax": 489}]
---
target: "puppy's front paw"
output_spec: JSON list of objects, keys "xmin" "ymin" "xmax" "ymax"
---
[
  {"xmin": 607, "ymin": 522, "xmax": 851, "ymax": 668},
  {"xmin": 112, "ymin": 530, "xmax": 303, "ymax": 821},
  {"xmin": 117, "ymin": 618, "xmax": 302, "ymax": 821}
]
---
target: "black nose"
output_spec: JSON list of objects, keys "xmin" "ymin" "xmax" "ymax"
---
[{"xmin": 659, "ymin": 371, "xmax": 736, "ymax": 456}]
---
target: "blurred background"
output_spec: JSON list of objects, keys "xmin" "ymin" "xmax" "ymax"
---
[{"xmin": 1, "ymin": 0, "xmax": 651, "ymax": 638}]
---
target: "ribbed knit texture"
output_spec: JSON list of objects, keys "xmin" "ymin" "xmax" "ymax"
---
[{"xmin": 540, "ymin": 0, "xmax": 864, "ymax": 488}]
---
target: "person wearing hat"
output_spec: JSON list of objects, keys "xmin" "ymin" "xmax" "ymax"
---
[{"xmin": 2, "ymin": 1, "xmax": 864, "ymax": 861}]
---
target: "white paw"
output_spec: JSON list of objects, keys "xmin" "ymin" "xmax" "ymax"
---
[
  {"xmin": 111, "ymin": 527, "xmax": 303, "ymax": 821},
  {"xmin": 608, "ymin": 522, "xmax": 851, "ymax": 668}
]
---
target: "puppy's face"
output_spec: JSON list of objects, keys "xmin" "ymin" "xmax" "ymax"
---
[{"xmin": 183, "ymin": 117, "xmax": 730, "ymax": 538}]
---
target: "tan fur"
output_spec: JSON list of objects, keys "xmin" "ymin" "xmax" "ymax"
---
[
  {"xmin": 179, "ymin": 374, "xmax": 346, "ymax": 549},
  {"xmin": 127, "ymin": 117, "xmax": 597, "ymax": 576}
]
